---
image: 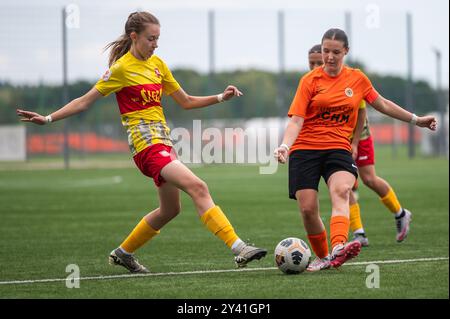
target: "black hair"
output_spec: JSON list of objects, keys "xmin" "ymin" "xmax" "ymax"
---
[{"xmin": 308, "ymin": 44, "xmax": 322, "ymax": 54}]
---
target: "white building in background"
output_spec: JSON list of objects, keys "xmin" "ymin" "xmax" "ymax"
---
[
  {"xmin": 420, "ymin": 105, "xmax": 449, "ymax": 158},
  {"xmin": 0, "ymin": 125, "xmax": 26, "ymax": 161}
]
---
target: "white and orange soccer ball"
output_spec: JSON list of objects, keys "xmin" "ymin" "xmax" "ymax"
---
[{"xmin": 274, "ymin": 237, "xmax": 311, "ymax": 274}]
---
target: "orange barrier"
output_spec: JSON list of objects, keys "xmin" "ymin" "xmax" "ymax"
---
[
  {"xmin": 26, "ymin": 123, "xmax": 421, "ymax": 154},
  {"xmin": 369, "ymin": 123, "xmax": 421, "ymax": 144},
  {"xmin": 27, "ymin": 133, "xmax": 129, "ymax": 154}
]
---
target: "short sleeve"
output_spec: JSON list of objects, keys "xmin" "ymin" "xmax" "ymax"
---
[
  {"xmin": 95, "ymin": 62, "xmax": 125, "ymax": 97},
  {"xmin": 358, "ymin": 71, "xmax": 379, "ymax": 104},
  {"xmin": 287, "ymin": 76, "xmax": 313, "ymax": 118},
  {"xmin": 158, "ymin": 59, "xmax": 181, "ymax": 95}
]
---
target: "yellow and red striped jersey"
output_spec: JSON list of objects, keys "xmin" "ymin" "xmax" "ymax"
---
[
  {"xmin": 358, "ymin": 100, "xmax": 371, "ymax": 141},
  {"xmin": 95, "ymin": 52, "xmax": 180, "ymax": 155},
  {"xmin": 350, "ymin": 100, "xmax": 371, "ymax": 141}
]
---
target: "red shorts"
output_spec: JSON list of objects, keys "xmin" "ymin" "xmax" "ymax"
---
[
  {"xmin": 355, "ymin": 135, "xmax": 375, "ymax": 167},
  {"xmin": 133, "ymin": 144, "xmax": 178, "ymax": 187}
]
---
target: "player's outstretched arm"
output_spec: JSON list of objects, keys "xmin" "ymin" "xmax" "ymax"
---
[
  {"xmin": 17, "ymin": 87, "xmax": 103, "ymax": 125},
  {"xmin": 170, "ymin": 85, "xmax": 243, "ymax": 110},
  {"xmin": 370, "ymin": 95, "xmax": 437, "ymax": 131}
]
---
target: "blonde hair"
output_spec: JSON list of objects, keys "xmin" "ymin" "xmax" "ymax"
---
[{"xmin": 105, "ymin": 11, "xmax": 160, "ymax": 67}]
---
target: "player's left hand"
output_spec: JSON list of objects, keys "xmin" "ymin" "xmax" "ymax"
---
[
  {"xmin": 417, "ymin": 115, "xmax": 437, "ymax": 131},
  {"xmin": 222, "ymin": 85, "xmax": 243, "ymax": 101}
]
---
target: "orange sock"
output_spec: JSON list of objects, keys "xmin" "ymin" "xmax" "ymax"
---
[
  {"xmin": 307, "ymin": 230, "xmax": 329, "ymax": 259},
  {"xmin": 330, "ymin": 215, "xmax": 350, "ymax": 249},
  {"xmin": 200, "ymin": 205, "xmax": 239, "ymax": 248},
  {"xmin": 120, "ymin": 218, "xmax": 160, "ymax": 254}
]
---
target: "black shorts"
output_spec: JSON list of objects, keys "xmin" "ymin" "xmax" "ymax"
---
[{"xmin": 288, "ymin": 149, "xmax": 358, "ymax": 199}]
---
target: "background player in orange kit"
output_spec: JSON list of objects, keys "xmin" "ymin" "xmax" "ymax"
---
[
  {"xmin": 17, "ymin": 11, "xmax": 267, "ymax": 273},
  {"xmin": 274, "ymin": 29, "xmax": 437, "ymax": 271}
]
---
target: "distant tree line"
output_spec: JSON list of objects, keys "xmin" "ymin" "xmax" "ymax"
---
[{"xmin": 1, "ymin": 63, "xmax": 447, "ymax": 126}]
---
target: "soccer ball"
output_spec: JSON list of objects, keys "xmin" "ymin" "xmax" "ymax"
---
[{"xmin": 274, "ymin": 237, "xmax": 311, "ymax": 274}]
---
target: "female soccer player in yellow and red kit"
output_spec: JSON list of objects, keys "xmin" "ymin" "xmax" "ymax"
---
[
  {"xmin": 308, "ymin": 45, "xmax": 413, "ymax": 248},
  {"xmin": 349, "ymin": 106, "xmax": 414, "ymax": 245},
  {"xmin": 274, "ymin": 29, "xmax": 436, "ymax": 271},
  {"xmin": 17, "ymin": 11, "xmax": 266, "ymax": 273}
]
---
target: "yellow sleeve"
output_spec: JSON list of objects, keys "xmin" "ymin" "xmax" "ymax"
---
[
  {"xmin": 359, "ymin": 100, "xmax": 366, "ymax": 109},
  {"xmin": 157, "ymin": 58, "xmax": 181, "ymax": 95},
  {"xmin": 94, "ymin": 62, "xmax": 125, "ymax": 96}
]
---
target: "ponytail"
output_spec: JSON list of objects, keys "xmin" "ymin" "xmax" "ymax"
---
[
  {"xmin": 105, "ymin": 34, "xmax": 132, "ymax": 67},
  {"xmin": 104, "ymin": 11, "xmax": 160, "ymax": 67}
]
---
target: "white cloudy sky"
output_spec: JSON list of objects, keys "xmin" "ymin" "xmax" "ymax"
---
[{"xmin": 0, "ymin": 0, "xmax": 448, "ymax": 88}]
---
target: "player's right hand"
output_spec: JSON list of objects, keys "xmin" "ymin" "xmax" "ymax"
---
[
  {"xmin": 16, "ymin": 109, "xmax": 46, "ymax": 125},
  {"xmin": 273, "ymin": 146, "xmax": 288, "ymax": 164}
]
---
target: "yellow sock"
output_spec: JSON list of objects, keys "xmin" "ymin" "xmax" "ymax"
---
[
  {"xmin": 380, "ymin": 187, "xmax": 402, "ymax": 214},
  {"xmin": 120, "ymin": 218, "xmax": 160, "ymax": 254},
  {"xmin": 200, "ymin": 205, "xmax": 239, "ymax": 248},
  {"xmin": 349, "ymin": 203, "xmax": 364, "ymax": 233}
]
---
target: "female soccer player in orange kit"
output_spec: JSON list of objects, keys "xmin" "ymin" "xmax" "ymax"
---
[
  {"xmin": 274, "ymin": 29, "xmax": 437, "ymax": 271},
  {"xmin": 307, "ymin": 44, "xmax": 413, "ymax": 248},
  {"xmin": 17, "ymin": 11, "xmax": 267, "ymax": 273}
]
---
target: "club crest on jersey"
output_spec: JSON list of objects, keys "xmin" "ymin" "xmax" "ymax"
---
[
  {"xmin": 102, "ymin": 69, "xmax": 111, "ymax": 81},
  {"xmin": 345, "ymin": 87, "xmax": 353, "ymax": 97},
  {"xmin": 155, "ymin": 68, "xmax": 161, "ymax": 78}
]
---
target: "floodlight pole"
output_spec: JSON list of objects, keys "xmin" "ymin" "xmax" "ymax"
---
[
  {"xmin": 433, "ymin": 48, "xmax": 446, "ymax": 156},
  {"xmin": 277, "ymin": 10, "xmax": 285, "ymax": 113},
  {"xmin": 207, "ymin": 10, "xmax": 216, "ymax": 119},
  {"xmin": 208, "ymin": 10, "xmax": 215, "ymax": 76},
  {"xmin": 406, "ymin": 13, "xmax": 415, "ymax": 159},
  {"xmin": 345, "ymin": 11, "xmax": 352, "ymax": 63},
  {"xmin": 62, "ymin": 7, "xmax": 70, "ymax": 169}
]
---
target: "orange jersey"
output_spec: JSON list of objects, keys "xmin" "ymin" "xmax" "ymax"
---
[
  {"xmin": 288, "ymin": 66, "xmax": 379, "ymax": 152},
  {"xmin": 95, "ymin": 52, "xmax": 181, "ymax": 155}
]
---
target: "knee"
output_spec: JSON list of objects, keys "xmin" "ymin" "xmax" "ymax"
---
[
  {"xmin": 188, "ymin": 179, "xmax": 210, "ymax": 199},
  {"xmin": 173, "ymin": 201, "xmax": 181, "ymax": 216},
  {"xmin": 361, "ymin": 175, "xmax": 376, "ymax": 189},
  {"xmin": 299, "ymin": 204, "xmax": 319, "ymax": 220},
  {"xmin": 332, "ymin": 183, "xmax": 352, "ymax": 200},
  {"xmin": 160, "ymin": 202, "xmax": 181, "ymax": 222}
]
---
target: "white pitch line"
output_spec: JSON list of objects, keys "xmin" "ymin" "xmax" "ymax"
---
[
  {"xmin": 0, "ymin": 257, "xmax": 447, "ymax": 286},
  {"xmin": 66, "ymin": 176, "xmax": 123, "ymax": 188}
]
